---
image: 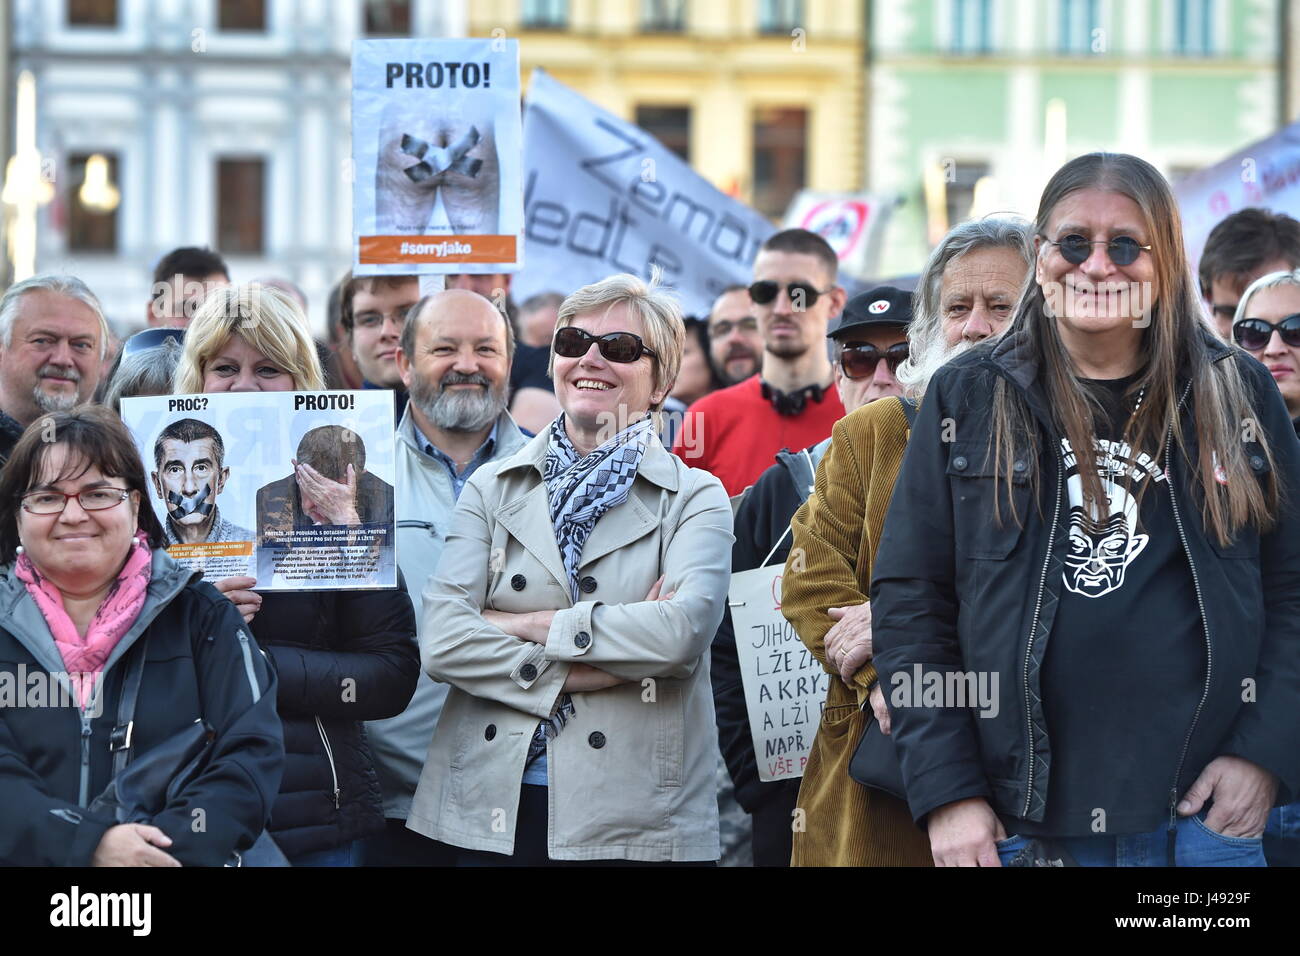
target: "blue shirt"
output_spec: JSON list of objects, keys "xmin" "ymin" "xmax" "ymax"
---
[{"xmin": 412, "ymin": 420, "xmax": 499, "ymax": 500}]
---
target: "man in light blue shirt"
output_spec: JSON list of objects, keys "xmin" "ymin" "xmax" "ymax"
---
[{"xmin": 359, "ymin": 289, "xmax": 529, "ymax": 866}]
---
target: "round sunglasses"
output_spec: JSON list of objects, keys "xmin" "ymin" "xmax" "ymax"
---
[
  {"xmin": 840, "ymin": 342, "xmax": 909, "ymax": 380},
  {"xmin": 1041, "ymin": 234, "xmax": 1152, "ymax": 267},
  {"xmin": 553, "ymin": 326, "xmax": 658, "ymax": 364},
  {"xmin": 748, "ymin": 280, "xmax": 834, "ymax": 308},
  {"xmin": 1234, "ymin": 315, "xmax": 1300, "ymax": 351}
]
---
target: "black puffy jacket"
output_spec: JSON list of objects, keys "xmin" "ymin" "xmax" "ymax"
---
[
  {"xmin": 871, "ymin": 329, "xmax": 1300, "ymax": 827},
  {"xmin": 0, "ymin": 552, "xmax": 284, "ymax": 866},
  {"xmin": 251, "ymin": 579, "xmax": 418, "ymax": 858}
]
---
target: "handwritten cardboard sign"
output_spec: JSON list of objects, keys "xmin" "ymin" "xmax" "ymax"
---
[{"xmin": 728, "ymin": 564, "xmax": 828, "ymax": 781}]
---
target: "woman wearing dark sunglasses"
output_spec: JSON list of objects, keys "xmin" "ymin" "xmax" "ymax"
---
[
  {"xmin": 1231, "ymin": 269, "xmax": 1300, "ymax": 435},
  {"xmin": 407, "ymin": 272, "xmax": 734, "ymax": 865},
  {"xmin": 870, "ymin": 152, "xmax": 1300, "ymax": 868}
]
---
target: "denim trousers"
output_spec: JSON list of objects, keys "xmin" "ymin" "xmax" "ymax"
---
[
  {"xmin": 1264, "ymin": 800, "xmax": 1300, "ymax": 866},
  {"xmin": 996, "ymin": 812, "xmax": 1266, "ymax": 867},
  {"xmin": 289, "ymin": 840, "xmax": 360, "ymax": 868}
]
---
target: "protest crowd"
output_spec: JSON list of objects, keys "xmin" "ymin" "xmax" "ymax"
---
[{"xmin": 4, "ymin": 148, "xmax": 1300, "ymax": 870}]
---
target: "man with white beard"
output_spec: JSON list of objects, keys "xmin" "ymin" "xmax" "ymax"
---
[
  {"xmin": 359, "ymin": 288, "xmax": 528, "ymax": 866},
  {"xmin": 0, "ymin": 276, "xmax": 109, "ymax": 466}
]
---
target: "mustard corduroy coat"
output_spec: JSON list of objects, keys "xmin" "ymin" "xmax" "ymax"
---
[{"xmin": 781, "ymin": 396, "xmax": 933, "ymax": 867}]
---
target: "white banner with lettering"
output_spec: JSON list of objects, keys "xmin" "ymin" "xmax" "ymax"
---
[
  {"xmin": 518, "ymin": 69, "xmax": 776, "ymax": 316},
  {"xmin": 1175, "ymin": 120, "xmax": 1300, "ymax": 277}
]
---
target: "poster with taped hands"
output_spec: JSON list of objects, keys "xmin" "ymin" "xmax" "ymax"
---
[
  {"xmin": 352, "ymin": 37, "xmax": 523, "ymax": 275},
  {"xmin": 121, "ymin": 391, "xmax": 397, "ymax": 591}
]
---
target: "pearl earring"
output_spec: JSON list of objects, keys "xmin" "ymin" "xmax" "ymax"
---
[{"xmin": 15, "ymin": 545, "xmax": 24, "ymax": 555}]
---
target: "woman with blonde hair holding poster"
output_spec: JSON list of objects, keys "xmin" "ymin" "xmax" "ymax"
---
[{"xmin": 174, "ymin": 283, "xmax": 420, "ymax": 866}]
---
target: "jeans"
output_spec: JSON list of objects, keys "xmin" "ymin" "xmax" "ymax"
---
[
  {"xmin": 996, "ymin": 812, "xmax": 1266, "ymax": 867},
  {"xmin": 1264, "ymin": 800, "xmax": 1300, "ymax": 867},
  {"xmin": 289, "ymin": 840, "xmax": 360, "ymax": 868}
]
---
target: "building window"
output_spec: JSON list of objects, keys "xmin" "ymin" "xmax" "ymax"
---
[
  {"xmin": 216, "ymin": 158, "xmax": 265, "ymax": 255},
  {"xmin": 752, "ymin": 107, "xmax": 806, "ymax": 219},
  {"xmin": 758, "ymin": 0, "xmax": 803, "ymax": 34},
  {"xmin": 1059, "ymin": 0, "xmax": 1100, "ymax": 54},
  {"xmin": 945, "ymin": 161, "xmax": 990, "ymax": 227},
  {"xmin": 364, "ymin": 0, "xmax": 411, "ymax": 35},
  {"xmin": 522, "ymin": 0, "xmax": 567, "ymax": 29},
  {"xmin": 636, "ymin": 106, "xmax": 691, "ymax": 162},
  {"xmin": 219, "ymin": 0, "xmax": 266, "ymax": 31},
  {"xmin": 67, "ymin": 0, "xmax": 117, "ymax": 26},
  {"xmin": 950, "ymin": 0, "xmax": 993, "ymax": 54},
  {"xmin": 642, "ymin": 0, "xmax": 686, "ymax": 32},
  {"xmin": 67, "ymin": 152, "xmax": 119, "ymax": 253},
  {"xmin": 1174, "ymin": 0, "xmax": 1213, "ymax": 55}
]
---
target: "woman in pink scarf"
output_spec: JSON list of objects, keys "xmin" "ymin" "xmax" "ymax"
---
[{"xmin": 0, "ymin": 405, "xmax": 284, "ymax": 866}]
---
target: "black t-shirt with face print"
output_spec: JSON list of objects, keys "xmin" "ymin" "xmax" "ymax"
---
[{"xmin": 1012, "ymin": 374, "xmax": 1204, "ymax": 839}]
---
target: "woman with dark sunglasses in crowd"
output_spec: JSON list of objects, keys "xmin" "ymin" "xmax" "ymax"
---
[
  {"xmin": 871, "ymin": 152, "xmax": 1300, "ymax": 868},
  {"xmin": 406, "ymin": 271, "xmax": 733, "ymax": 865},
  {"xmin": 1232, "ymin": 268, "xmax": 1300, "ymax": 436}
]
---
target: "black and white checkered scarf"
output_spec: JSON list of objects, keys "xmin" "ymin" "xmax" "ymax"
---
[{"xmin": 524, "ymin": 413, "xmax": 655, "ymax": 766}]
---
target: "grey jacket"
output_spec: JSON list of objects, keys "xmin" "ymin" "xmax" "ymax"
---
[
  {"xmin": 364, "ymin": 406, "xmax": 528, "ymax": 818},
  {"xmin": 406, "ymin": 428, "xmax": 734, "ymax": 861}
]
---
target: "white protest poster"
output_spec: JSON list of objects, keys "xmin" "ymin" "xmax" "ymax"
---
[
  {"xmin": 352, "ymin": 37, "xmax": 523, "ymax": 275},
  {"xmin": 728, "ymin": 565, "xmax": 828, "ymax": 782},
  {"xmin": 1174, "ymin": 120, "xmax": 1300, "ymax": 276},
  {"xmin": 783, "ymin": 191, "xmax": 894, "ymax": 280},
  {"xmin": 519, "ymin": 69, "xmax": 776, "ymax": 316},
  {"xmin": 120, "ymin": 391, "xmax": 397, "ymax": 591}
]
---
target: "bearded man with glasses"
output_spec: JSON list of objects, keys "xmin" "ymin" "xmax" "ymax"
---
[{"xmin": 670, "ymin": 229, "xmax": 848, "ymax": 497}]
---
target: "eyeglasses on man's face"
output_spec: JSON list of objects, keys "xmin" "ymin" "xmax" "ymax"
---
[{"xmin": 1041, "ymin": 234, "xmax": 1152, "ymax": 267}]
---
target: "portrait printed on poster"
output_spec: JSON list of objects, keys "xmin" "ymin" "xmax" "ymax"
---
[{"xmin": 121, "ymin": 392, "xmax": 397, "ymax": 590}]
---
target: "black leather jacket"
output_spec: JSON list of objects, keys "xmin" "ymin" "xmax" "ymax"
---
[{"xmin": 871, "ymin": 329, "xmax": 1300, "ymax": 827}]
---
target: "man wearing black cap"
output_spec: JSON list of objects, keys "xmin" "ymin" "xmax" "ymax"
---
[{"xmin": 709, "ymin": 286, "xmax": 912, "ymax": 866}]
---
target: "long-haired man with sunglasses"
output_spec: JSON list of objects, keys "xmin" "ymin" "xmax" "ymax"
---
[
  {"xmin": 710, "ymin": 286, "xmax": 911, "ymax": 866},
  {"xmin": 671, "ymin": 229, "xmax": 847, "ymax": 496}
]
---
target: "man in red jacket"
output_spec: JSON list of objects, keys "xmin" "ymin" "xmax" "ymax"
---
[{"xmin": 672, "ymin": 229, "xmax": 846, "ymax": 496}]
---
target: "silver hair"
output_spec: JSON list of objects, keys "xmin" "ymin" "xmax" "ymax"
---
[
  {"xmin": 896, "ymin": 215, "xmax": 1035, "ymax": 397},
  {"xmin": 1231, "ymin": 268, "xmax": 1300, "ymax": 332},
  {"xmin": 0, "ymin": 274, "xmax": 110, "ymax": 359},
  {"xmin": 103, "ymin": 337, "xmax": 184, "ymax": 413}
]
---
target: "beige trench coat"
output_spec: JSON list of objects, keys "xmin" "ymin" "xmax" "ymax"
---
[{"xmin": 405, "ymin": 429, "xmax": 734, "ymax": 862}]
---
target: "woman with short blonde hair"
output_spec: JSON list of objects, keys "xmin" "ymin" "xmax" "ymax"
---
[
  {"xmin": 173, "ymin": 283, "xmax": 325, "ymax": 394},
  {"xmin": 409, "ymin": 271, "xmax": 732, "ymax": 865},
  {"xmin": 547, "ymin": 270, "xmax": 685, "ymax": 413}
]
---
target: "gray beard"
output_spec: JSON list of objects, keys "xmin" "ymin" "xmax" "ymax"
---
[
  {"xmin": 32, "ymin": 385, "xmax": 79, "ymax": 414},
  {"xmin": 411, "ymin": 378, "xmax": 507, "ymax": 433}
]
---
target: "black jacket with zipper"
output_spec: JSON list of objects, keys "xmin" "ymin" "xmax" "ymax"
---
[
  {"xmin": 871, "ymin": 328, "xmax": 1300, "ymax": 827},
  {"xmin": 251, "ymin": 578, "xmax": 418, "ymax": 858},
  {"xmin": 0, "ymin": 550, "xmax": 284, "ymax": 866}
]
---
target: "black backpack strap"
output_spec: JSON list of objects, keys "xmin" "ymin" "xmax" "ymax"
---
[
  {"xmin": 897, "ymin": 395, "xmax": 918, "ymax": 427},
  {"xmin": 107, "ymin": 636, "xmax": 149, "ymax": 777}
]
